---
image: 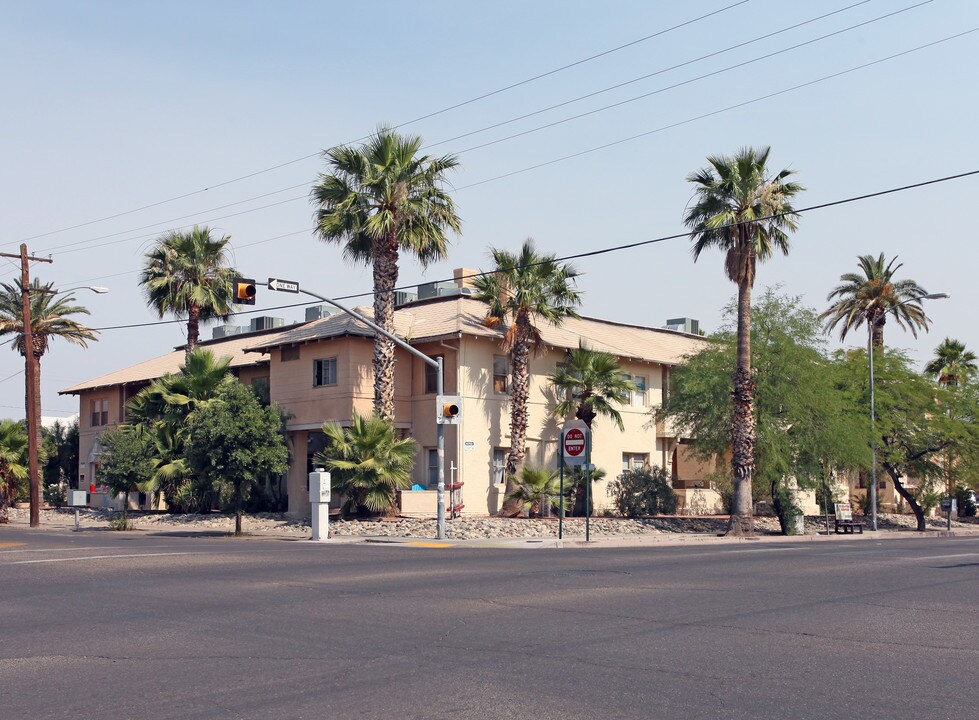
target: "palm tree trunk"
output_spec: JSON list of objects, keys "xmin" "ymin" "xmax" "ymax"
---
[
  {"xmin": 500, "ymin": 323, "xmax": 531, "ymax": 517},
  {"xmin": 728, "ymin": 279, "xmax": 755, "ymax": 536},
  {"xmin": 372, "ymin": 235, "xmax": 399, "ymax": 422},
  {"xmin": 187, "ymin": 304, "xmax": 200, "ymax": 355}
]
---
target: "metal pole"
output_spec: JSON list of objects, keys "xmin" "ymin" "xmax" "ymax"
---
[
  {"xmin": 585, "ymin": 431, "xmax": 591, "ymax": 543},
  {"xmin": 868, "ymin": 321, "xmax": 878, "ymax": 532},
  {"xmin": 293, "ymin": 288, "xmax": 446, "ymax": 540},
  {"xmin": 436, "ymin": 357, "xmax": 446, "ymax": 540},
  {"xmin": 558, "ymin": 449, "xmax": 564, "ymax": 541}
]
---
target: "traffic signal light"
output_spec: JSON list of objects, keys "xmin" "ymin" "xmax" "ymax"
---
[
  {"xmin": 233, "ymin": 278, "xmax": 257, "ymax": 305},
  {"xmin": 437, "ymin": 395, "xmax": 461, "ymax": 424}
]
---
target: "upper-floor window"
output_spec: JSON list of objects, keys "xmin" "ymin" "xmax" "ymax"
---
[
  {"xmin": 425, "ymin": 355, "xmax": 443, "ymax": 394},
  {"xmin": 281, "ymin": 345, "xmax": 300, "ymax": 362},
  {"xmin": 493, "ymin": 355, "xmax": 509, "ymax": 394},
  {"xmin": 313, "ymin": 357, "xmax": 338, "ymax": 387},
  {"xmin": 90, "ymin": 399, "xmax": 109, "ymax": 427},
  {"xmin": 631, "ymin": 375, "xmax": 647, "ymax": 406},
  {"xmin": 622, "ymin": 453, "xmax": 649, "ymax": 472}
]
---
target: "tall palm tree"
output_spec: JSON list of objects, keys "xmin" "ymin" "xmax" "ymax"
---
[
  {"xmin": 316, "ymin": 410, "xmax": 417, "ymax": 517},
  {"xmin": 311, "ymin": 128, "xmax": 462, "ymax": 422},
  {"xmin": 924, "ymin": 338, "xmax": 976, "ymax": 387},
  {"xmin": 0, "ymin": 419, "xmax": 29, "ymax": 523},
  {"xmin": 472, "ymin": 239, "xmax": 582, "ymax": 515},
  {"xmin": 684, "ymin": 146, "xmax": 803, "ymax": 536},
  {"xmin": 139, "ymin": 225, "xmax": 238, "ymax": 355},
  {"xmin": 821, "ymin": 253, "xmax": 930, "ymax": 348},
  {"xmin": 0, "ymin": 280, "xmax": 99, "ymax": 479},
  {"xmin": 547, "ymin": 341, "xmax": 636, "ymax": 430}
]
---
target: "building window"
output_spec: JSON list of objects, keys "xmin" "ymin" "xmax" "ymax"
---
[
  {"xmin": 493, "ymin": 355, "xmax": 509, "ymax": 394},
  {"xmin": 492, "ymin": 447, "xmax": 510, "ymax": 485},
  {"xmin": 661, "ymin": 366, "xmax": 670, "ymax": 404},
  {"xmin": 622, "ymin": 453, "xmax": 649, "ymax": 472},
  {"xmin": 313, "ymin": 358, "xmax": 338, "ymax": 387},
  {"xmin": 90, "ymin": 399, "xmax": 108, "ymax": 427},
  {"xmin": 425, "ymin": 355, "xmax": 443, "ymax": 394},
  {"xmin": 251, "ymin": 377, "xmax": 270, "ymax": 404},
  {"xmin": 281, "ymin": 345, "xmax": 299, "ymax": 362},
  {"xmin": 427, "ymin": 449, "xmax": 439, "ymax": 488},
  {"xmin": 631, "ymin": 375, "xmax": 647, "ymax": 406}
]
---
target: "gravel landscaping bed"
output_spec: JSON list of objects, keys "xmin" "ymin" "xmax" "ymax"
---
[{"xmin": 5, "ymin": 507, "xmax": 974, "ymax": 539}]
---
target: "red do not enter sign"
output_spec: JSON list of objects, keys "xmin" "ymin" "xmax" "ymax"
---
[{"xmin": 563, "ymin": 428, "xmax": 586, "ymax": 457}]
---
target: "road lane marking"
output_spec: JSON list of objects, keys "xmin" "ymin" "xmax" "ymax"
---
[
  {"xmin": 0, "ymin": 542, "xmax": 26, "ymax": 549},
  {"xmin": 1, "ymin": 551, "xmax": 200, "ymax": 565},
  {"xmin": 404, "ymin": 542, "xmax": 457, "ymax": 548},
  {"xmin": 902, "ymin": 552, "xmax": 979, "ymax": 561}
]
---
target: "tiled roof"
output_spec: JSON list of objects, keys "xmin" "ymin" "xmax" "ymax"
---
[
  {"xmin": 246, "ymin": 296, "xmax": 707, "ymax": 365},
  {"xmin": 58, "ymin": 330, "xmax": 284, "ymax": 395}
]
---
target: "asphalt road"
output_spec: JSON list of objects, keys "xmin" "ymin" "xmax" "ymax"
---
[{"xmin": 1, "ymin": 528, "xmax": 977, "ymax": 720}]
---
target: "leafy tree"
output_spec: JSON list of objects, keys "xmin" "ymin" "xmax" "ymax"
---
[
  {"xmin": 925, "ymin": 338, "xmax": 977, "ymax": 387},
  {"xmin": 316, "ymin": 410, "xmax": 417, "ymax": 518},
  {"xmin": 821, "ymin": 253, "xmax": 930, "ymax": 348},
  {"xmin": 835, "ymin": 349, "xmax": 979, "ymax": 530},
  {"xmin": 139, "ymin": 226, "xmax": 238, "ymax": 355},
  {"xmin": 607, "ymin": 465, "xmax": 678, "ymax": 518},
  {"xmin": 311, "ymin": 128, "xmax": 461, "ymax": 421},
  {"xmin": 473, "ymin": 238, "xmax": 582, "ymax": 515},
  {"xmin": 97, "ymin": 426, "xmax": 155, "ymax": 525},
  {"xmin": 184, "ymin": 382, "xmax": 289, "ymax": 535},
  {"xmin": 684, "ymin": 147, "xmax": 803, "ymax": 536},
  {"xmin": 41, "ymin": 418, "xmax": 79, "ymax": 505},
  {"xmin": 548, "ymin": 342, "xmax": 636, "ymax": 430},
  {"xmin": 657, "ymin": 289, "xmax": 868, "ymax": 534},
  {"xmin": 503, "ymin": 466, "xmax": 569, "ymax": 518},
  {"xmin": 128, "ymin": 349, "xmax": 235, "ymax": 510},
  {"xmin": 0, "ymin": 419, "xmax": 28, "ymax": 523}
]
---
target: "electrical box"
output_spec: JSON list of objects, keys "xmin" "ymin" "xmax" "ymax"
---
[
  {"xmin": 308, "ymin": 470, "xmax": 331, "ymax": 504},
  {"xmin": 68, "ymin": 490, "xmax": 88, "ymax": 507}
]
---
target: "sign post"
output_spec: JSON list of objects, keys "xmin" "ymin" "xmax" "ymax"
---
[{"xmin": 561, "ymin": 419, "xmax": 590, "ymax": 541}]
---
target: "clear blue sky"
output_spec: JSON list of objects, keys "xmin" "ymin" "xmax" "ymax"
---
[{"xmin": 2, "ymin": 0, "xmax": 977, "ymax": 420}]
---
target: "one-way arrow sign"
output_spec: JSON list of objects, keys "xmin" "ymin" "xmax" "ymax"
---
[{"xmin": 268, "ymin": 278, "xmax": 300, "ymax": 293}]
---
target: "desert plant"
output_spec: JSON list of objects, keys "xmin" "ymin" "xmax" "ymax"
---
[
  {"xmin": 607, "ymin": 465, "xmax": 678, "ymax": 518},
  {"xmin": 503, "ymin": 465, "xmax": 569, "ymax": 518}
]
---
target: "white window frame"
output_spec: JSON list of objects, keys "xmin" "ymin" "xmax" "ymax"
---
[
  {"xmin": 622, "ymin": 453, "xmax": 649, "ymax": 472},
  {"xmin": 313, "ymin": 357, "xmax": 338, "ymax": 387},
  {"xmin": 631, "ymin": 375, "xmax": 647, "ymax": 406}
]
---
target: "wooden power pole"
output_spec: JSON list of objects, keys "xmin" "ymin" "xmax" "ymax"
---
[{"xmin": 0, "ymin": 244, "xmax": 53, "ymax": 527}]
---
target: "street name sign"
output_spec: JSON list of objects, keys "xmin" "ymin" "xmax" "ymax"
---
[{"xmin": 268, "ymin": 278, "xmax": 300, "ymax": 293}]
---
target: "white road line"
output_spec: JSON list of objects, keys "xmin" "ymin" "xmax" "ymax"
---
[
  {"xmin": 0, "ymin": 546, "xmax": 150, "ymax": 555},
  {"xmin": 1, "ymin": 552, "xmax": 200, "ymax": 565},
  {"xmin": 902, "ymin": 553, "xmax": 979, "ymax": 561},
  {"xmin": 721, "ymin": 547, "xmax": 801, "ymax": 554}
]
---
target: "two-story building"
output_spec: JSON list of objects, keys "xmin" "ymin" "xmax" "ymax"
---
[{"xmin": 61, "ymin": 269, "xmax": 717, "ymax": 517}]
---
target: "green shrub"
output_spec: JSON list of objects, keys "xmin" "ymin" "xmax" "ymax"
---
[
  {"xmin": 607, "ymin": 465, "xmax": 677, "ymax": 518},
  {"xmin": 954, "ymin": 486, "xmax": 977, "ymax": 517}
]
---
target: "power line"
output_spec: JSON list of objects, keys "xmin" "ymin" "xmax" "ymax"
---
[
  {"xmin": 12, "ymin": 2, "xmax": 748, "ymax": 246},
  {"xmin": 28, "ymin": 2, "xmax": 878, "ymax": 257},
  {"xmin": 83, "ymin": 167, "xmax": 979, "ymax": 332},
  {"xmin": 35, "ymin": 16, "xmax": 961, "ymax": 262}
]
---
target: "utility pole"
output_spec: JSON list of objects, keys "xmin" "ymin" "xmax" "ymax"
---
[{"xmin": 0, "ymin": 245, "xmax": 53, "ymax": 528}]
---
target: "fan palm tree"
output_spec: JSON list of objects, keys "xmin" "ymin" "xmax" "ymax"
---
[
  {"xmin": 316, "ymin": 410, "xmax": 417, "ymax": 517},
  {"xmin": 684, "ymin": 146, "xmax": 803, "ymax": 536},
  {"xmin": 473, "ymin": 239, "xmax": 582, "ymax": 515},
  {"xmin": 821, "ymin": 253, "xmax": 930, "ymax": 348},
  {"xmin": 548, "ymin": 341, "xmax": 636, "ymax": 430},
  {"xmin": 0, "ymin": 419, "xmax": 29, "ymax": 523},
  {"xmin": 503, "ymin": 465, "xmax": 570, "ymax": 518},
  {"xmin": 139, "ymin": 225, "xmax": 238, "ymax": 355},
  {"xmin": 311, "ymin": 128, "xmax": 462, "ymax": 421},
  {"xmin": 924, "ymin": 338, "xmax": 976, "ymax": 387}
]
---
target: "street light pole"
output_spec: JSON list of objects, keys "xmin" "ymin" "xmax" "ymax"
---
[
  {"xmin": 292, "ymin": 287, "xmax": 448, "ymax": 540},
  {"xmin": 867, "ymin": 292, "xmax": 949, "ymax": 532}
]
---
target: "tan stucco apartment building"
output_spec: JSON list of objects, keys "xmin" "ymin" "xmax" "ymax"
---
[{"xmin": 61, "ymin": 270, "xmax": 716, "ymax": 517}]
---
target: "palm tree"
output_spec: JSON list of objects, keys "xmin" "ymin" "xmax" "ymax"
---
[
  {"xmin": 139, "ymin": 225, "xmax": 238, "ymax": 355},
  {"xmin": 821, "ymin": 253, "xmax": 930, "ymax": 349},
  {"xmin": 548, "ymin": 341, "xmax": 636, "ymax": 430},
  {"xmin": 316, "ymin": 410, "xmax": 417, "ymax": 517},
  {"xmin": 472, "ymin": 239, "xmax": 582, "ymax": 515},
  {"xmin": 503, "ymin": 465, "xmax": 569, "ymax": 518},
  {"xmin": 0, "ymin": 419, "xmax": 29, "ymax": 523},
  {"xmin": 925, "ymin": 338, "xmax": 976, "ymax": 387},
  {"xmin": 684, "ymin": 146, "xmax": 803, "ymax": 536},
  {"xmin": 311, "ymin": 128, "xmax": 462, "ymax": 421}
]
